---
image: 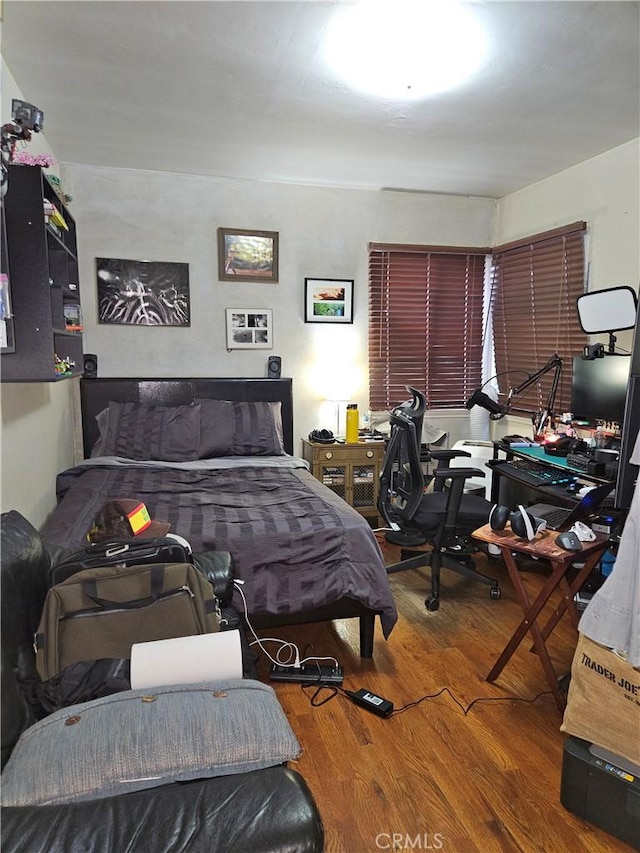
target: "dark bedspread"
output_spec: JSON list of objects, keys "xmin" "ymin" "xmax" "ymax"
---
[{"xmin": 40, "ymin": 457, "xmax": 397, "ymax": 638}]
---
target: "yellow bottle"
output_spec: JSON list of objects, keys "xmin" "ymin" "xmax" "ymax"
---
[{"xmin": 345, "ymin": 403, "xmax": 359, "ymax": 443}]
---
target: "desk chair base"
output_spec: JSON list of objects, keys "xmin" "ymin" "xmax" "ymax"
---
[
  {"xmin": 387, "ymin": 546, "xmax": 501, "ymax": 611},
  {"xmin": 385, "ymin": 529, "xmax": 428, "ymax": 547}
]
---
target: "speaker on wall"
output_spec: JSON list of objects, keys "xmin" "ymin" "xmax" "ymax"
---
[
  {"xmin": 83, "ymin": 353, "xmax": 98, "ymax": 379},
  {"xmin": 267, "ymin": 356, "xmax": 282, "ymax": 379}
]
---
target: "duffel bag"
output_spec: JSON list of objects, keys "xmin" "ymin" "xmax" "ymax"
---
[
  {"xmin": 49, "ymin": 536, "xmax": 193, "ymax": 586},
  {"xmin": 35, "ymin": 562, "xmax": 220, "ymax": 681}
]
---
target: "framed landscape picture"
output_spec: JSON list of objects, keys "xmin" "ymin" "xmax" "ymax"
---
[
  {"xmin": 96, "ymin": 258, "xmax": 190, "ymax": 326},
  {"xmin": 217, "ymin": 228, "xmax": 279, "ymax": 283},
  {"xmin": 225, "ymin": 308, "xmax": 273, "ymax": 349},
  {"xmin": 304, "ymin": 278, "xmax": 354, "ymax": 323}
]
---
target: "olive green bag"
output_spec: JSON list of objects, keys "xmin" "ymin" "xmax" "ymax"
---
[{"xmin": 35, "ymin": 562, "xmax": 221, "ymax": 681}]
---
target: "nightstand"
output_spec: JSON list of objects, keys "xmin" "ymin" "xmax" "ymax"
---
[{"xmin": 301, "ymin": 438, "xmax": 386, "ymax": 521}]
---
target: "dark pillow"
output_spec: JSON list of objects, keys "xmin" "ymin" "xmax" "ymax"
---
[
  {"xmin": 91, "ymin": 402, "xmax": 201, "ymax": 462},
  {"xmin": 198, "ymin": 400, "xmax": 285, "ymax": 458}
]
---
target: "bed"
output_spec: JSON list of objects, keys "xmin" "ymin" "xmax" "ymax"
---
[{"xmin": 39, "ymin": 377, "xmax": 398, "ymax": 657}]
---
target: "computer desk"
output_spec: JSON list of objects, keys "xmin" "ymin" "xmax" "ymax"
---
[
  {"xmin": 473, "ymin": 523, "xmax": 608, "ymax": 712},
  {"xmin": 488, "ymin": 442, "xmax": 614, "ymax": 507}
]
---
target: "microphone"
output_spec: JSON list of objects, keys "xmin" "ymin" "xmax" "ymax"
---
[{"xmin": 466, "ymin": 389, "xmax": 505, "ymax": 418}]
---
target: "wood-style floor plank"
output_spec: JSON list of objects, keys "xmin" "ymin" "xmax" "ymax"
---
[{"xmin": 254, "ymin": 546, "xmax": 635, "ymax": 853}]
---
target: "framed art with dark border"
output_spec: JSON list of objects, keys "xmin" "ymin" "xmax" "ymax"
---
[
  {"xmin": 217, "ymin": 228, "xmax": 279, "ymax": 283},
  {"xmin": 304, "ymin": 278, "xmax": 354, "ymax": 323},
  {"xmin": 225, "ymin": 308, "xmax": 273, "ymax": 349},
  {"xmin": 96, "ymin": 258, "xmax": 190, "ymax": 326}
]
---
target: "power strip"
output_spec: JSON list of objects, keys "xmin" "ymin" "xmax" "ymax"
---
[{"xmin": 269, "ymin": 663, "xmax": 344, "ymax": 685}]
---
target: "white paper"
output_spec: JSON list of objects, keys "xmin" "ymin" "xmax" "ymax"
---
[{"xmin": 130, "ymin": 630, "xmax": 243, "ymax": 689}]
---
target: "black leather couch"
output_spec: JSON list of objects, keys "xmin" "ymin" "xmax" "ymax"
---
[{"xmin": 1, "ymin": 510, "xmax": 324, "ymax": 852}]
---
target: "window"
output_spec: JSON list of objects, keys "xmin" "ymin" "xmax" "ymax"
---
[
  {"xmin": 368, "ymin": 244, "xmax": 488, "ymax": 411},
  {"xmin": 489, "ymin": 222, "xmax": 588, "ymax": 416},
  {"xmin": 369, "ymin": 224, "xmax": 588, "ymax": 420}
]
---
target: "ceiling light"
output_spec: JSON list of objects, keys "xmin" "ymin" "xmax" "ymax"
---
[{"xmin": 324, "ymin": 0, "xmax": 488, "ymax": 100}]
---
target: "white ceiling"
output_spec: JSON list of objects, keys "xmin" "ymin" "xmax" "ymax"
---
[{"xmin": 2, "ymin": 1, "xmax": 639, "ymax": 199}]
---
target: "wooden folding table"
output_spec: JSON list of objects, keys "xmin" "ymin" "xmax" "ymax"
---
[{"xmin": 473, "ymin": 523, "xmax": 609, "ymax": 711}]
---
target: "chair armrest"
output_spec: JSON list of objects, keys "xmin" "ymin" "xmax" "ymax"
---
[
  {"xmin": 433, "ymin": 467, "xmax": 486, "ymax": 481},
  {"xmin": 192, "ymin": 551, "xmax": 234, "ymax": 606},
  {"xmin": 1, "ymin": 768, "xmax": 324, "ymax": 853},
  {"xmin": 44, "ymin": 543, "xmax": 76, "ymax": 569},
  {"xmin": 433, "ymin": 468, "xmax": 488, "ymax": 523},
  {"xmin": 430, "ymin": 449, "xmax": 471, "ymax": 462}
]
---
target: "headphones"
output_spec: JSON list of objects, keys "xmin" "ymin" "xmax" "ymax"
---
[
  {"xmin": 489, "ymin": 503, "xmax": 547, "ymax": 540},
  {"xmin": 309, "ymin": 428, "xmax": 335, "ymax": 444}
]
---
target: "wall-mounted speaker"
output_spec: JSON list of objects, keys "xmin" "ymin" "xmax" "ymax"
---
[
  {"xmin": 83, "ymin": 353, "xmax": 98, "ymax": 379},
  {"xmin": 267, "ymin": 356, "xmax": 282, "ymax": 379}
]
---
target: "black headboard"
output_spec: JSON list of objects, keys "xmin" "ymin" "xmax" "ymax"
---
[{"xmin": 79, "ymin": 377, "xmax": 294, "ymax": 458}]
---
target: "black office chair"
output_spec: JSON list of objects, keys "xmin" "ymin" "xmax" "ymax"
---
[{"xmin": 379, "ymin": 387, "xmax": 501, "ymax": 611}]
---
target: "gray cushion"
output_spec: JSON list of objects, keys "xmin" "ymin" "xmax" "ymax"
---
[
  {"xmin": 1, "ymin": 679, "xmax": 300, "ymax": 806},
  {"xmin": 91, "ymin": 402, "xmax": 201, "ymax": 461},
  {"xmin": 198, "ymin": 400, "xmax": 285, "ymax": 457}
]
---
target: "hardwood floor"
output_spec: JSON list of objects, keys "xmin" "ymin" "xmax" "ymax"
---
[{"xmin": 254, "ymin": 545, "xmax": 635, "ymax": 853}]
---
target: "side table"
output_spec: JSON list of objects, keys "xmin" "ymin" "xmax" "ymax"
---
[
  {"xmin": 301, "ymin": 438, "xmax": 386, "ymax": 522},
  {"xmin": 472, "ymin": 523, "xmax": 608, "ymax": 711}
]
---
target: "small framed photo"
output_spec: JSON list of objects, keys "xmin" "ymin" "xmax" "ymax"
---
[
  {"xmin": 304, "ymin": 278, "xmax": 354, "ymax": 324},
  {"xmin": 217, "ymin": 228, "xmax": 279, "ymax": 283},
  {"xmin": 225, "ymin": 308, "xmax": 273, "ymax": 349}
]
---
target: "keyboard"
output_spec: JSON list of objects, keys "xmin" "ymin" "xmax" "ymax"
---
[
  {"xmin": 499, "ymin": 458, "xmax": 574, "ymax": 489},
  {"xmin": 537, "ymin": 506, "xmax": 572, "ymax": 528}
]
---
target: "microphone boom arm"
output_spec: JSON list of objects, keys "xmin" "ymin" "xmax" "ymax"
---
[
  {"xmin": 467, "ymin": 354, "xmax": 563, "ymax": 437},
  {"xmin": 503, "ymin": 354, "xmax": 563, "ymax": 436}
]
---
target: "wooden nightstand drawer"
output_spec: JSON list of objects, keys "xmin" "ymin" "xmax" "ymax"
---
[{"xmin": 309, "ymin": 444, "xmax": 380, "ymax": 463}]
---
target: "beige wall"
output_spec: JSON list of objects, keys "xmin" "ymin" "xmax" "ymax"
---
[
  {"xmin": 495, "ymin": 138, "xmax": 639, "ymax": 292},
  {"xmin": 2, "ymin": 46, "xmax": 496, "ymax": 525},
  {"xmin": 494, "ymin": 138, "xmax": 639, "ymax": 354},
  {"xmin": 2, "ymin": 45, "xmax": 639, "ymax": 528},
  {"xmin": 62, "ymin": 161, "xmax": 495, "ymax": 461},
  {"xmin": 489, "ymin": 138, "xmax": 640, "ymax": 442}
]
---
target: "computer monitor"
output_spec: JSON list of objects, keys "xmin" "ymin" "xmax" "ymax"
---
[{"xmin": 570, "ymin": 355, "xmax": 631, "ymax": 425}]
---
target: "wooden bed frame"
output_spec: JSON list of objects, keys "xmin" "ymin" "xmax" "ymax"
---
[{"xmin": 79, "ymin": 377, "xmax": 379, "ymax": 657}]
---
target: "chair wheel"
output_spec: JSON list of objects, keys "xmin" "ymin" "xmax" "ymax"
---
[
  {"xmin": 490, "ymin": 586, "xmax": 501, "ymax": 600},
  {"xmin": 425, "ymin": 596, "xmax": 440, "ymax": 611}
]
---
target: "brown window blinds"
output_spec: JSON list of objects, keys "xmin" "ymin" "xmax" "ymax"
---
[
  {"xmin": 489, "ymin": 223, "xmax": 588, "ymax": 418},
  {"xmin": 368, "ymin": 245, "xmax": 487, "ymax": 410}
]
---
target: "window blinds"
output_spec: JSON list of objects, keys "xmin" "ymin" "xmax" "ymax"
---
[
  {"xmin": 368, "ymin": 245, "xmax": 487, "ymax": 410},
  {"xmin": 489, "ymin": 223, "xmax": 588, "ymax": 416}
]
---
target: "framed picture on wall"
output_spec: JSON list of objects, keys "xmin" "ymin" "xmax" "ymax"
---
[
  {"xmin": 304, "ymin": 278, "xmax": 354, "ymax": 323},
  {"xmin": 225, "ymin": 308, "xmax": 273, "ymax": 349},
  {"xmin": 96, "ymin": 258, "xmax": 190, "ymax": 326},
  {"xmin": 217, "ymin": 228, "xmax": 279, "ymax": 283}
]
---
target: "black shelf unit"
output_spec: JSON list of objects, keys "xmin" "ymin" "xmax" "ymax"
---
[
  {"xmin": 0, "ymin": 200, "xmax": 16, "ymax": 354},
  {"xmin": 1, "ymin": 165, "xmax": 83, "ymax": 382}
]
